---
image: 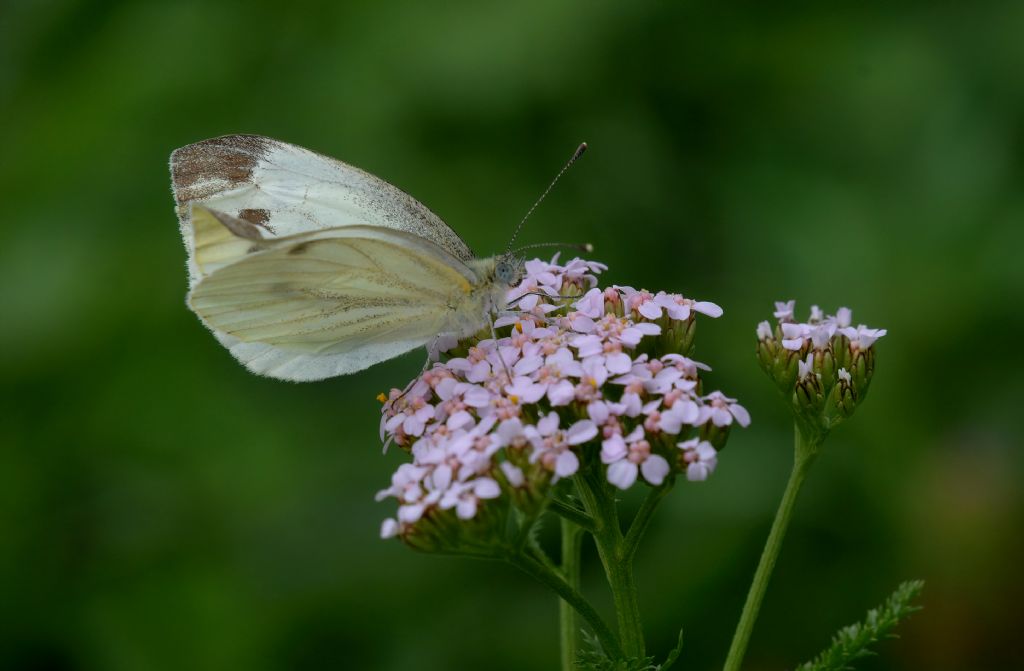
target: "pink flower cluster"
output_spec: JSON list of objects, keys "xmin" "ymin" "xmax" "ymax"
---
[
  {"xmin": 377, "ymin": 256, "xmax": 748, "ymax": 539},
  {"xmin": 760, "ymin": 301, "xmax": 887, "ymax": 352}
]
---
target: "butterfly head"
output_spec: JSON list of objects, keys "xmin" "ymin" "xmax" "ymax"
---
[{"xmin": 495, "ymin": 253, "xmax": 525, "ymax": 287}]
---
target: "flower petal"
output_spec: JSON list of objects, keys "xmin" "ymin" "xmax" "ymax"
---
[
  {"xmin": 567, "ymin": 420, "xmax": 598, "ymax": 445},
  {"xmin": 641, "ymin": 455, "xmax": 670, "ymax": 485},
  {"xmin": 607, "ymin": 460, "xmax": 638, "ymax": 490},
  {"xmin": 555, "ymin": 450, "xmax": 580, "ymax": 478}
]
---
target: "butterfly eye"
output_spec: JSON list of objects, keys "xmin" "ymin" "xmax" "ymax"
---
[{"xmin": 496, "ymin": 257, "xmax": 523, "ymax": 285}]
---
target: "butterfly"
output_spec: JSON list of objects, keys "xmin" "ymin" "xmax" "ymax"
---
[{"xmin": 170, "ymin": 135, "xmax": 585, "ymax": 382}]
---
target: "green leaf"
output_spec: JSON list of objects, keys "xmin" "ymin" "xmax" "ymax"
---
[
  {"xmin": 794, "ymin": 580, "xmax": 924, "ymax": 671},
  {"xmin": 657, "ymin": 630, "xmax": 684, "ymax": 670},
  {"xmin": 576, "ymin": 630, "xmax": 657, "ymax": 671}
]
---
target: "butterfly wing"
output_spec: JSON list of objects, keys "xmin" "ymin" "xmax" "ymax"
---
[
  {"xmin": 171, "ymin": 135, "xmax": 474, "ymax": 288},
  {"xmin": 188, "ymin": 206, "xmax": 479, "ymax": 381}
]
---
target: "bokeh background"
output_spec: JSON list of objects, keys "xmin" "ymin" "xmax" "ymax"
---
[{"xmin": 3, "ymin": 1, "xmax": 1023, "ymax": 669}]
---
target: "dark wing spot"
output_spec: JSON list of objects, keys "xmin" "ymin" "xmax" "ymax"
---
[
  {"xmin": 237, "ymin": 208, "xmax": 275, "ymax": 234},
  {"xmin": 208, "ymin": 208, "xmax": 265, "ymax": 241}
]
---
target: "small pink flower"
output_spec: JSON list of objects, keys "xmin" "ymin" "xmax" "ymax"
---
[
  {"xmin": 619, "ymin": 321, "xmax": 661, "ymax": 346},
  {"xmin": 797, "ymin": 352, "xmax": 815, "ymax": 380},
  {"xmin": 701, "ymin": 391, "xmax": 751, "ymax": 427},
  {"xmin": 603, "ymin": 427, "xmax": 670, "ymax": 489},
  {"xmin": 809, "ymin": 324, "xmax": 834, "ymax": 349},
  {"xmin": 679, "ymin": 438, "xmax": 717, "ymax": 481},
  {"xmin": 580, "ymin": 357, "xmax": 610, "ymax": 388},
  {"xmin": 440, "ymin": 477, "xmax": 502, "ymax": 519},
  {"xmin": 505, "ymin": 376, "xmax": 547, "ymax": 404},
  {"xmin": 375, "ymin": 463, "xmax": 428, "ymax": 503},
  {"xmin": 662, "ymin": 353, "xmax": 711, "ymax": 376},
  {"xmin": 839, "ymin": 325, "xmax": 887, "ymax": 349},
  {"xmin": 774, "ymin": 300, "xmax": 796, "ymax": 321},
  {"xmin": 570, "ymin": 333, "xmax": 603, "ymax": 357},
  {"xmin": 380, "ymin": 518, "xmax": 399, "ymax": 539},
  {"xmin": 781, "ymin": 322, "xmax": 808, "ymax": 351},
  {"xmin": 658, "ymin": 396, "xmax": 702, "ymax": 434},
  {"xmin": 573, "ymin": 288, "xmax": 606, "ymax": 320},
  {"xmin": 527, "ymin": 413, "xmax": 596, "ymax": 479},
  {"xmin": 653, "ymin": 291, "xmax": 723, "ymax": 320}
]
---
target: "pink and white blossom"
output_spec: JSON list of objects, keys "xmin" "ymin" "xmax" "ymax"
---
[
  {"xmin": 839, "ymin": 325, "xmax": 888, "ymax": 349},
  {"xmin": 797, "ymin": 352, "xmax": 816, "ymax": 380},
  {"xmin": 701, "ymin": 391, "xmax": 752, "ymax": 427},
  {"xmin": 377, "ymin": 256, "xmax": 748, "ymax": 536},
  {"xmin": 602, "ymin": 427, "xmax": 671, "ymax": 489},
  {"xmin": 679, "ymin": 438, "xmax": 718, "ymax": 481},
  {"xmin": 760, "ymin": 302, "xmax": 885, "ymax": 355}
]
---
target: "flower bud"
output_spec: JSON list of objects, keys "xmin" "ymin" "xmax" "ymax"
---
[
  {"xmin": 823, "ymin": 367, "xmax": 858, "ymax": 425},
  {"xmin": 662, "ymin": 314, "xmax": 697, "ymax": 357},
  {"xmin": 850, "ymin": 346, "xmax": 875, "ymax": 400},
  {"xmin": 794, "ymin": 363, "xmax": 825, "ymax": 419},
  {"xmin": 700, "ymin": 420, "xmax": 731, "ymax": 451},
  {"xmin": 831, "ymin": 332, "xmax": 852, "ymax": 372},
  {"xmin": 757, "ymin": 328, "xmax": 801, "ymax": 394},
  {"xmin": 813, "ymin": 346, "xmax": 836, "ymax": 390},
  {"xmin": 757, "ymin": 302, "xmax": 885, "ymax": 437}
]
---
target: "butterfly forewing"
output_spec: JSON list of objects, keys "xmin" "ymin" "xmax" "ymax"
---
[{"xmin": 171, "ymin": 135, "xmax": 474, "ymax": 289}]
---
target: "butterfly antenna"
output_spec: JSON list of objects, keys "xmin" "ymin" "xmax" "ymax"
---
[
  {"xmin": 511, "ymin": 241, "xmax": 594, "ymax": 254},
  {"xmin": 506, "ymin": 142, "xmax": 588, "ymax": 253}
]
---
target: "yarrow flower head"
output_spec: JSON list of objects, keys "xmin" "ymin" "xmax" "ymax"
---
[
  {"xmin": 376, "ymin": 254, "xmax": 748, "ymax": 550},
  {"xmin": 756, "ymin": 301, "xmax": 886, "ymax": 437}
]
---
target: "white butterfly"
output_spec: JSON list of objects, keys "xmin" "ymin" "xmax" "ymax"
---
[{"xmin": 170, "ymin": 135, "xmax": 572, "ymax": 382}]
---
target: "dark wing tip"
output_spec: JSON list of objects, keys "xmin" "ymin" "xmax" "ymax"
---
[{"xmin": 170, "ymin": 135, "xmax": 272, "ymax": 207}]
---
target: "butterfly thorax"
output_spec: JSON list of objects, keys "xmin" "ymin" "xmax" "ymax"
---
[{"xmin": 443, "ymin": 255, "xmax": 523, "ymax": 337}]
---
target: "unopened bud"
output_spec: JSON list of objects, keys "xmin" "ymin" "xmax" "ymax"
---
[
  {"xmin": 823, "ymin": 367, "xmax": 858, "ymax": 427},
  {"xmin": 700, "ymin": 420, "xmax": 731, "ymax": 451},
  {"xmin": 663, "ymin": 314, "xmax": 697, "ymax": 357},
  {"xmin": 794, "ymin": 366, "xmax": 825, "ymax": 417},
  {"xmin": 757, "ymin": 301, "xmax": 886, "ymax": 437}
]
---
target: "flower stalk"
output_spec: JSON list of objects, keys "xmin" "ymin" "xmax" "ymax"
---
[
  {"xmin": 559, "ymin": 518, "xmax": 584, "ymax": 671},
  {"xmin": 722, "ymin": 422, "xmax": 821, "ymax": 671},
  {"xmin": 719, "ymin": 301, "xmax": 888, "ymax": 669},
  {"xmin": 507, "ymin": 548, "xmax": 624, "ymax": 659},
  {"xmin": 575, "ymin": 468, "xmax": 647, "ymax": 658}
]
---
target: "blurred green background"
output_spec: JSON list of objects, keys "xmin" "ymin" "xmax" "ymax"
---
[{"xmin": 3, "ymin": 1, "xmax": 1023, "ymax": 669}]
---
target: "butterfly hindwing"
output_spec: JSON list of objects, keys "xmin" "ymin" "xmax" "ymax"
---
[{"xmin": 187, "ymin": 207, "xmax": 480, "ymax": 381}]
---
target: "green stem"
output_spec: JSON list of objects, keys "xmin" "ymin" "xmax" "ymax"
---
[
  {"xmin": 560, "ymin": 518, "xmax": 584, "ymax": 671},
  {"xmin": 604, "ymin": 550, "xmax": 644, "ymax": 658},
  {"xmin": 622, "ymin": 478, "xmax": 674, "ymax": 565},
  {"xmin": 574, "ymin": 470, "xmax": 646, "ymax": 659},
  {"xmin": 550, "ymin": 497, "xmax": 598, "ymax": 533},
  {"xmin": 507, "ymin": 551, "xmax": 623, "ymax": 660},
  {"xmin": 722, "ymin": 423, "xmax": 820, "ymax": 671}
]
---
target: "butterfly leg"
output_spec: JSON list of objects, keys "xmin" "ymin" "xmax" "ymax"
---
[
  {"xmin": 387, "ymin": 342, "xmax": 438, "ymax": 406},
  {"xmin": 489, "ymin": 318, "xmax": 513, "ymax": 384},
  {"xmin": 509, "ymin": 290, "xmax": 581, "ymax": 305},
  {"xmin": 498, "ymin": 307, "xmax": 558, "ymax": 327}
]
